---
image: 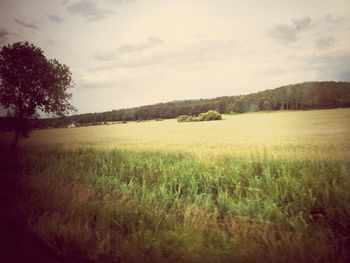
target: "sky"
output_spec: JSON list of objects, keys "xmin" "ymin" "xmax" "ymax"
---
[{"xmin": 0, "ymin": 0, "xmax": 349, "ymax": 114}]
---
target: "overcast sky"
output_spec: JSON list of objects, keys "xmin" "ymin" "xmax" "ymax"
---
[{"xmin": 0, "ymin": 0, "xmax": 349, "ymax": 114}]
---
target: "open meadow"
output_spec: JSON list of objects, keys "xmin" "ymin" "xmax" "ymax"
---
[
  {"xmin": 1, "ymin": 108, "xmax": 350, "ymax": 262},
  {"xmin": 2, "ymin": 108, "xmax": 350, "ymax": 160}
]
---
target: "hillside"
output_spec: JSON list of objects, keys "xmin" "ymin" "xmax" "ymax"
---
[{"xmin": 2, "ymin": 81, "xmax": 350, "ymax": 130}]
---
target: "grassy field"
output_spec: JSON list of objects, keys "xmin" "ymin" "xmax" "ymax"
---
[
  {"xmin": 1, "ymin": 108, "xmax": 350, "ymax": 262},
  {"xmin": 2, "ymin": 108, "xmax": 350, "ymax": 160}
]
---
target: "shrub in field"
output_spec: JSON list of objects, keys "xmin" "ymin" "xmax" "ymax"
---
[
  {"xmin": 178, "ymin": 110, "xmax": 222, "ymax": 122},
  {"xmin": 198, "ymin": 110, "xmax": 222, "ymax": 121},
  {"xmin": 198, "ymin": 112, "xmax": 206, "ymax": 121},
  {"xmin": 177, "ymin": 115, "xmax": 194, "ymax": 122},
  {"xmin": 205, "ymin": 110, "xmax": 222, "ymax": 120}
]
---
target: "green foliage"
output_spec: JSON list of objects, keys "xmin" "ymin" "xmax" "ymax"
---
[
  {"xmin": 177, "ymin": 115, "xmax": 194, "ymax": 122},
  {"xmin": 30, "ymin": 81, "xmax": 350, "ymax": 128},
  {"xmin": 178, "ymin": 110, "xmax": 222, "ymax": 122},
  {"xmin": 3, "ymin": 147, "xmax": 349, "ymax": 262},
  {"xmin": 198, "ymin": 112, "xmax": 206, "ymax": 121},
  {"xmin": 0, "ymin": 42, "xmax": 76, "ymax": 146},
  {"xmin": 263, "ymin": 100, "xmax": 271, "ymax": 111},
  {"xmin": 201, "ymin": 110, "xmax": 222, "ymax": 121}
]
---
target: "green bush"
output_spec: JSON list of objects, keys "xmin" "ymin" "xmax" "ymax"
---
[
  {"xmin": 178, "ymin": 111, "xmax": 222, "ymax": 122},
  {"xmin": 177, "ymin": 115, "xmax": 194, "ymax": 122},
  {"xmin": 198, "ymin": 112, "xmax": 206, "ymax": 121},
  {"xmin": 199, "ymin": 110, "xmax": 222, "ymax": 121}
]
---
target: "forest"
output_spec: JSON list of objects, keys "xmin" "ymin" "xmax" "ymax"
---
[{"xmin": 1, "ymin": 81, "xmax": 350, "ymax": 130}]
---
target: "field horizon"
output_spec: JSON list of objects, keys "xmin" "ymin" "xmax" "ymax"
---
[{"xmin": 1, "ymin": 108, "xmax": 350, "ymax": 161}]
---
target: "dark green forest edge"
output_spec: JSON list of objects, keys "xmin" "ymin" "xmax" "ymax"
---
[{"xmin": 1, "ymin": 81, "xmax": 350, "ymax": 129}]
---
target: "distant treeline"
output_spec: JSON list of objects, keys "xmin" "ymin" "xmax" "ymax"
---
[{"xmin": 1, "ymin": 81, "xmax": 350, "ymax": 130}]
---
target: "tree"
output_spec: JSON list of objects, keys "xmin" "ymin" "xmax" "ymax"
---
[
  {"xmin": 263, "ymin": 100, "xmax": 271, "ymax": 111},
  {"xmin": 0, "ymin": 42, "xmax": 76, "ymax": 147}
]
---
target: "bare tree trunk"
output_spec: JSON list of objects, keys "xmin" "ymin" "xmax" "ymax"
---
[
  {"xmin": 11, "ymin": 116, "xmax": 23, "ymax": 148},
  {"xmin": 11, "ymin": 128, "xmax": 20, "ymax": 148}
]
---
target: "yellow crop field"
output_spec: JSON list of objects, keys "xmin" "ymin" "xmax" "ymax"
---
[
  {"xmin": 2, "ymin": 108, "xmax": 350, "ymax": 262},
  {"xmin": 2, "ymin": 108, "xmax": 350, "ymax": 161}
]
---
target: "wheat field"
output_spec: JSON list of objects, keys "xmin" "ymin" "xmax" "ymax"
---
[
  {"xmin": 1, "ymin": 108, "xmax": 350, "ymax": 262},
  {"xmin": 2, "ymin": 108, "xmax": 349, "ymax": 160}
]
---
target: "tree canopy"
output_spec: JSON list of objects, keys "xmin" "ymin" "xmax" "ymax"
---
[
  {"xmin": 2, "ymin": 81, "xmax": 350, "ymax": 130},
  {"xmin": 0, "ymin": 41, "xmax": 76, "ymax": 146},
  {"xmin": 53, "ymin": 81, "xmax": 348, "ymax": 127}
]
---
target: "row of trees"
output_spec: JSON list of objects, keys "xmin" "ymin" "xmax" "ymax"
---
[
  {"xmin": 226, "ymin": 82, "xmax": 350, "ymax": 113},
  {"xmin": 1, "ymin": 43, "xmax": 349, "ymax": 133},
  {"xmin": 34, "ymin": 81, "xmax": 350, "ymax": 128}
]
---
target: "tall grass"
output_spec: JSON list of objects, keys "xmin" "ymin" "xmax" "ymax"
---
[
  {"xmin": 9, "ymin": 147, "xmax": 350, "ymax": 262},
  {"xmin": 1, "ymin": 109, "xmax": 349, "ymax": 262}
]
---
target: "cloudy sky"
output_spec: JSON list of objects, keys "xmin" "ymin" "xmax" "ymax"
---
[{"xmin": 0, "ymin": 0, "xmax": 349, "ymax": 114}]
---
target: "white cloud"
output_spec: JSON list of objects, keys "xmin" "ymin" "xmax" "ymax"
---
[
  {"xmin": 14, "ymin": 18, "xmax": 39, "ymax": 30},
  {"xmin": 93, "ymin": 38, "xmax": 238, "ymax": 70},
  {"xmin": 292, "ymin": 17, "xmax": 312, "ymax": 31},
  {"xmin": 0, "ymin": 27, "xmax": 11, "ymax": 38},
  {"xmin": 94, "ymin": 36, "xmax": 164, "ymax": 61},
  {"xmin": 303, "ymin": 49, "xmax": 350, "ymax": 81},
  {"xmin": 48, "ymin": 14, "xmax": 64, "ymax": 23},
  {"xmin": 267, "ymin": 16, "xmax": 312, "ymax": 44},
  {"xmin": 66, "ymin": 0, "xmax": 114, "ymax": 22},
  {"xmin": 314, "ymin": 37, "xmax": 335, "ymax": 49}
]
